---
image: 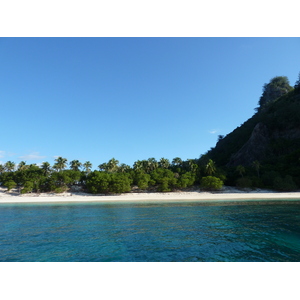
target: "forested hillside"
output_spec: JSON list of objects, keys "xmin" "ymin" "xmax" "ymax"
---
[{"xmin": 205, "ymin": 73, "xmax": 300, "ymax": 190}]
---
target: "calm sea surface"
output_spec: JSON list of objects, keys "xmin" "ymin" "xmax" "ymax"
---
[{"xmin": 0, "ymin": 200, "xmax": 299, "ymax": 262}]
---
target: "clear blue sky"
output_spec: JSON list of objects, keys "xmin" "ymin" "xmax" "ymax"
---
[{"xmin": 1, "ymin": 37, "xmax": 299, "ymax": 169}]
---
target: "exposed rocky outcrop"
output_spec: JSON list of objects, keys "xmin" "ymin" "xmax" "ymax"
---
[
  {"xmin": 227, "ymin": 122, "xmax": 300, "ymax": 167},
  {"xmin": 227, "ymin": 122, "xmax": 270, "ymax": 166}
]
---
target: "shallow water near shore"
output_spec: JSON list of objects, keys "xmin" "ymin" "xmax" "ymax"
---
[{"xmin": 0, "ymin": 200, "xmax": 300, "ymax": 262}]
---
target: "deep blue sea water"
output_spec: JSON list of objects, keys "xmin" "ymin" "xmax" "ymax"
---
[{"xmin": 0, "ymin": 200, "xmax": 299, "ymax": 262}]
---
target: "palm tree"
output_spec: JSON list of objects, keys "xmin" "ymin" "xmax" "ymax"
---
[
  {"xmin": 18, "ymin": 161, "xmax": 28, "ymax": 171},
  {"xmin": 187, "ymin": 159, "xmax": 198, "ymax": 172},
  {"xmin": 147, "ymin": 158, "xmax": 158, "ymax": 172},
  {"xmin": 107, "ymin": 158, "xmax": 119, "ymax": 173},
  {"xmin": 118, "ymin": 163, "xmax": 130, "ymax": 173},
  {"xmin": 41, "ymin": 162, "xmax": 51, "ymax": 175},
  {"xmin": 53, "ymin": 157, "xmax": 67, "ymax": 172},
  {"xmin": 99, "ymin": 158, "xmax": 119, "ymax": 173},
  {"xmin": 83, "ymin": 161, "xmax": 92, "ymax": 174},
  {"xmin": 4, "ymin": 161, "xmax": 15, "ymax": 172},
  {"xmin": 236, "ymin": 165, "xmax": 246, "ymax": 177},
  {"xmin": 205, "ymin": 159, "xmax": 216, "ymax": 176},
  {"xmin": 141, "ymin": 160, "xmax": 150, "ymax": 172},
  {"xmin": 133, "ymin": 160, "xmax": 143, "ymax": 171},
  {"xmin": 0, "ymin": 164, "xmax": 5, "ymax": 174},
  {"xmin": 98, "ymin": 162, "xmax": 108, "ymax": 172},
  {"xmin": 159, "ymin": 157, "xmax": 170, "ymax": 169},
  {"xmin": 172, "ymin": 157, "xmax": 183, "ymax": 167},
  {"xmin": 70, "ymin": 160, "xmax": 82, "ymax": 171}
]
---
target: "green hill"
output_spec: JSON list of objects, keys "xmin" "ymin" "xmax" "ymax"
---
[{"xmin": 204, "ymin": 75, "xmax": 300, "ymax": 190}]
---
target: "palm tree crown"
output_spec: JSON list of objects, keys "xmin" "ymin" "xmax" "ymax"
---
[
  {"xmin": 83, "ymin": 161, "xmax": 92, "ymax": 174},
  {"xmin": 53, "ymin": 157, "xmax": 67, "ymax": 172},
  {"xmin": 5, "ymin": 161, "xmax": 16, "ymax": 172},
  {"xmin": 205, "ymin": 159, "xmax": 216, "ymax": 175},
  {"xmin": 70, "ymin": 160, "xmax": 82, "ymax": 171}
]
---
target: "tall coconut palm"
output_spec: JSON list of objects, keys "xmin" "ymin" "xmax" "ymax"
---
[
  {"xmin": 70, "ymin": 160, "xmax": 82, "ymax": 171},
  {"xmin": 147, "ymin": 158, "xmax": 158, "ymax": 172},
  {"xmin": 4, "ymin": 161, "xmax": 15, "ymax": 172},
  {"xmin": 83, "ymin": 161, "xmax": 92, "ymax": 174},
  {"xmin": 107, "ymin": 158, "xmax": 119, "ymax": 173},
  {"xmin": 53, "ymin": 157, "xmax": 67, "ymax": 172},
  {"xmin": 141, "ymin": 160, "xmax": 150, "ymax": 172},
  {"xmin": 0, "ymin": 164, "xmax": 5, "ymax": 174},
  {"xmin": 205, "ymin": 159, "xmax": 216, "ymax": 175},
  {"xmin": 18, "ymin": 161, "xmax": 28, "ymax": 171},
  {"xmin": 133, "ymin": 160, "xmax": 143, "ymax": 171},
  {"xmin": 172, "ymin": 157, "xmax": 183, "ymax": 167},
  {"xmin": 98, "ymin": 162, "xmax": 108, "ymax": 172},
  {"xmin": 41, "ymin": 162, "xmax": 51, "ymax": 175},
  {"xmin": 159, "ymin": 157, "xmax": 170, "ymax": 169},
  {"xmin": 98, "ymin": 158, "xmax": 119, "ymax": 173},
  {"xmin": 236, "ymin": 165, "xmax": 246, "ymax": 177},
  {"xmin": 118, "ymin": 163, "xmax": 130, "ymax": 173},
  {"xmin": 187, "ymin": 159, "xmax": 198, "ymax": 172}
]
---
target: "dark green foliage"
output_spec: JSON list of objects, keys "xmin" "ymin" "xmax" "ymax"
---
[
  {"xmin": 54, "ymin": 187, "xmax": 68, "ymax": 193},
  {"xmin": 258, "ymin": 76, "xmax": 292, "ymax": 110},
  {"xmin": 4, "ymin": 180, "xmax": 17, "ymax": 191},
  {"xmin": 200, "ymin": 176, "xmax": 223, "ymax": 191},
  {"xmin": 206, "ymin": 113, "xmax": 261, "ymax": 166},
  {"xmin": 236, "ymin": 177, "xmax": 252, "ymax": 189},
  {"xmin": 110, "ymin": 173, "xmax": 132, "ymax": 193},
  {"xmin": 176, "ymin": 172, "xmax": 195, "ymax": 188},
  {"xmin": 135, "ymin": 172, "xmax": 152, "ymax": 190},
  {"xmin": 205, "ymin": 73, "xmax": 300, "ymax": 189},
  {"xmin": 273, "ymin": 175, "xmax": 297, "ymax": 191},
  {"xmin": 86, "ymin": 171, "xmax": 131, "ymax": 194},
  {"xmin": 150, "ymin": 168, "xmax": 177, "ymax": 192},
  {"xmin": 294, "ymin": 72, "xmax": 300, "ymax": 90},
  {"xmin": 261, "ymin": 171, "xmax": 280, "ymax": 188},
  {"xmin": 86, "ymin": 171, "xmax": 110, "ymax": 194},
  {"xmin": 273, "ymin": 175, "xmax": 297, "ymax": 192},
  {"xmin": 21, "ymin": 181, "xmax": 34, "ymax": 194}
]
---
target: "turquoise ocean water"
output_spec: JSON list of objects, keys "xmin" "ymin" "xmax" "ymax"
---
[{"xmin": 0, "ymin": 200, "xmax": 299, "ymax": 262}]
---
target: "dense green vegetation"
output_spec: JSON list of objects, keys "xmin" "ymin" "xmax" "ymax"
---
[
  {"xmin": 205, "ymin": 73, "xmax": 300, "ymax": 191},
  {"xmin": 1, "ymin": 73, "xmax": 300, "ymax": 194},
  {"xmin": 0, "ymin": 157, "xmax": 223, "ymax": 194}
]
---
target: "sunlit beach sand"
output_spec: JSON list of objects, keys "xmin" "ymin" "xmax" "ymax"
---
[{"xmin": 1, "ymin": 187, "xmax": 300, "ymax": 204}]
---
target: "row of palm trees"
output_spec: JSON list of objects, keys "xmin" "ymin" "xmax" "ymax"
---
[
  {"xmin": 0, "ymin": 158, "xmax": 93, "ymax": 174},
  {"xmin": 0, "ymin": 156, "xmax": 210, "ymax": 175}
]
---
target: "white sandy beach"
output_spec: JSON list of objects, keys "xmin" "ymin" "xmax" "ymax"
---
[{"xmin": 1, "ymin": 186, "xmax": 300, "ymax": 204}]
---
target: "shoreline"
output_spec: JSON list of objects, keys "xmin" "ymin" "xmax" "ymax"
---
[{"xmin": 1, "ymin": 190, "xmax": 300, "ymax": 204}]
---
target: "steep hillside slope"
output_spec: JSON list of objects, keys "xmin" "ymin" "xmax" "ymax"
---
[{"xmin": 205, "ymin": 85, "xmax": 300, "ymax": 188}]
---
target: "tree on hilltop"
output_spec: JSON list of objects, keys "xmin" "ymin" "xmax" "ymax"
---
[
  {"xmin": 258, "ymin": 76, "xmax": 292, "ymax": 110},
  {"xmin": 294, "ymin": 72, "xmax": 300, "ymax": 90}
]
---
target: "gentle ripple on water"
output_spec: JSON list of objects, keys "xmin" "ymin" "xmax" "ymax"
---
[{"xmin": 0, "ymin": 200, "xmax": 299, "ymax": 261}]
